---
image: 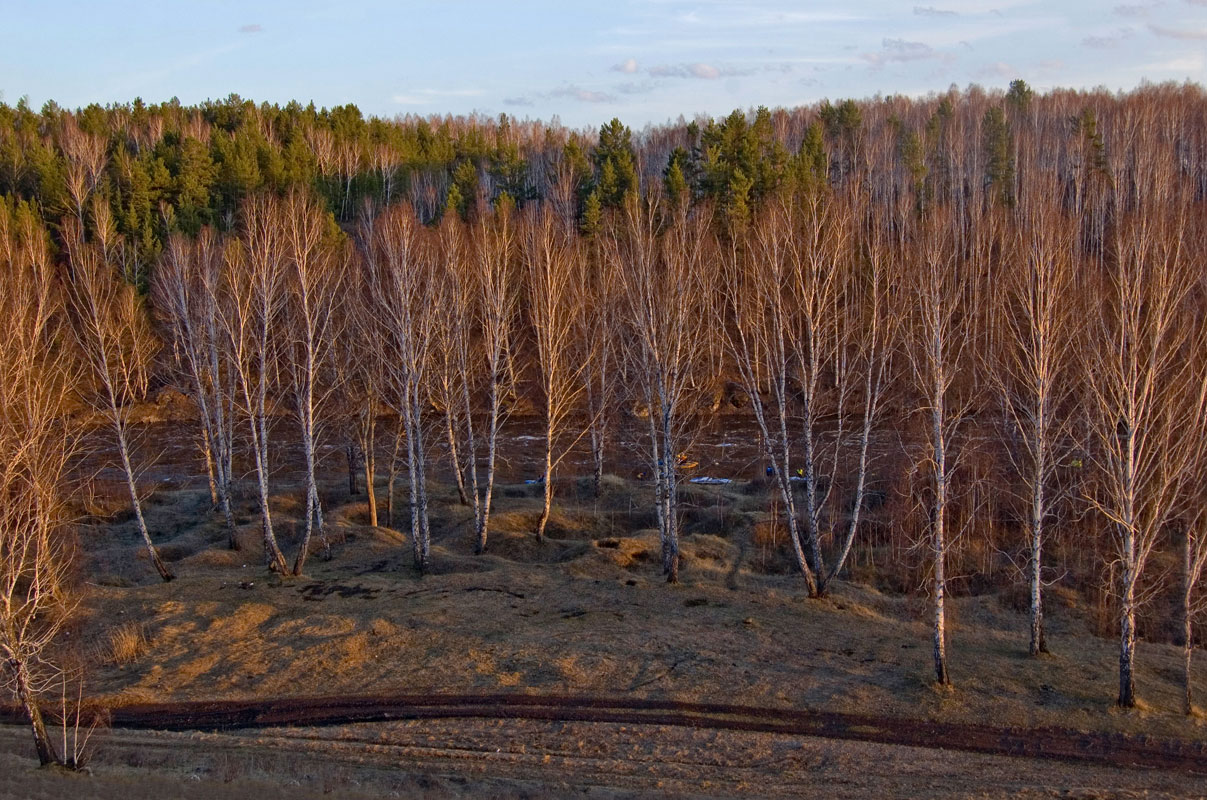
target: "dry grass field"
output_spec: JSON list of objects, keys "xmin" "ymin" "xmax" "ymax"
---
[{"xmin": 6, "ymin": 455, "xmax": 1207, "ymax": 797}]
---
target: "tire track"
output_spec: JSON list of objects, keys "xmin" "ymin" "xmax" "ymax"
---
[{"xmin": 6, "ymin": 692, "xmax": 1200, "ymax": 774}]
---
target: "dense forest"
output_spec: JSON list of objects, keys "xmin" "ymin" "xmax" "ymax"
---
[{"xmin": 3, "ymin": 80, "xmax": 1207, "ymax": 767}]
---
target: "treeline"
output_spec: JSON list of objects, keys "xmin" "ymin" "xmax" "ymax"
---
[
  {"xmin": 5, "ymin": 80, "xmax": 1203, "ymax": 270},
  {"xmin": 3, "ymin": 80, "xmax": 1207, "ymax": 767}
]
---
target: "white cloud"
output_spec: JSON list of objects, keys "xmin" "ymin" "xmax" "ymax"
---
[
  {"xmin": 612, "ymin": 58, "xmax": 639, "ymax": 74},
  {"xmin": 238, "ymin": 23, "xmax": 263, "ymax": 33}
]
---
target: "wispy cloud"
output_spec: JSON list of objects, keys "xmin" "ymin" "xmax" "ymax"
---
[
  {"xmin": 508, "ymin": 84, "xmax": 615, "ymax": 106},
  {"xmin": 612, "ymin": 58, "xmax": 639, "ymax": 74},
  {"xmin": 1148, "ymin": 23, "xmax": 1207, "ymax": 39},
  {"xmin": 889, "ymin": 15, "xmax": 1058, "ymax": 50},
  {"xmin": 615, "ymin": 80, "xmax": 658, "ymax": 95},
  {"xmin": 1112, "ymin": 3, "xmax": 1150, "ymax": 16},
  {"xmin": 650, "ymin": 62, "xmax": 715, "ymax": 79},
  {"xmin": 550, "ymin": 85, "xmax": 615, "ymax": 102},
  {"xmin": 975, "ymin": 61, "xmax": 1016, "ymax": 80},
  {"xmin": 914, "ymin": 6, "xmax": 958, "ymax": 17},
  {"xmin": 1080, "ymin": 26, "xmax": 1137, "ymax": 49},
  {"xmin": 647, "ymin": 61, "xmax": 752, "ymax": 79},
  {"xmin": 863, "ymin": 38, "xmax": 948, "ymax": 67},
  {"xmin": 674, "ymin": 9, "xmax": 862, "ymax": 28},
  {"xmin": 238, "ymin": 23, "xmax": 263, "ymax": 34}
]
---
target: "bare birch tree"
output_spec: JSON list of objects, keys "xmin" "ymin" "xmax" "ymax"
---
[
  {"xmin": 576, "ymin": 225, "xmax": 618, "ymax": 499},
  {"xmin": 1084, "ymin": 192, "xmax": 1198, "ymax": 708},
  {"xmin": 522, "ymin": 206, "xmax": 588, "ymax": 541},
  {"xmin": 279, "ymin": 190, "xmax": 348, "ymax": 575},
  {"xmin": 783, "ymin": 192, "xmax": 849, "ymax": 591},
  {"xmin": 344, "ymin": 275, "xmax": 385, "ymax": 527},
  {"xmin": 466, "ymin": 204, "xmax": 519, "ymax": 553},
  {"xmin": 824, "ymin": 192, "xmax": 898, "ymax": 591},
  {"xmin": 1179, "ymin": 206, "xmax": 1207, "ymax": 716},
  {"xmin": 153, "ymin": 229, "xmax": 240, "ymax": 549},
  {"xmin": 0, "ymin": 201, "xmax": 83, "ymax": 766},
  {"xmin": 1180, "ymin": 364, "xmax": 1207, "ymax": 715},
  {"xmin": 722, "ymin": 196, "xmax": 820, "ymax": 593},
  {"xmin": 903, "ymin": 208, "xmax": 976, "ymax": 686},
  {"xmin": 987, "ymin": 180, "xmax": 1078, "ymax": 656},
  {"xmin": 429, "ymin": 214, "xmax": 475, "ymax": 508},
  {"xmin": 66, "ymin": 221, "xmax": 174, "ymax": 581},
  {"xmin": 216, "ymin": 198, "xmax": 290, "ymax": 572},
  {"xmin": 57, "ymin": 115, "xmax": 108, "ymax": 230},
  {"xmin": 364, "ymin": 203, "xmax": 436, "ymax": 570},
  {"xmin": 608, "ymin": 194, "xmax": 716, "ymax": 583},
  {"xmin": 724, "ymin": 189, "xmax": 893, "ymax": 597}
]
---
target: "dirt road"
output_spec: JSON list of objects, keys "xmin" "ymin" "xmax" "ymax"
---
[{"xmin": 7, "ymin": 691, "xmax": 1206, "ymax": 774}]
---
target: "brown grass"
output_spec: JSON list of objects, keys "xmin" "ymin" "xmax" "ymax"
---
[
  {"xmin": 103, "ymin": 623, "xmax": 149, "ymax": 666},
  {"xmin": 70, "ymin": 469, "xmax": 1207, "ymax": 752},
  {"xmin": 79, "ymin": 480, "xmax": 135, "ymax": 523}
]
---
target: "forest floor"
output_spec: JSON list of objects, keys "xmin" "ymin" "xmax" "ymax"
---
[{"xmin": 5, "ymin": 457, "xmax": 1207, "ymax": 797}]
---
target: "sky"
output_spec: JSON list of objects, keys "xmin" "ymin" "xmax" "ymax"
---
[{"xmin": 3, "ymin": 0, "xmax": 1206, "ymax": 130}]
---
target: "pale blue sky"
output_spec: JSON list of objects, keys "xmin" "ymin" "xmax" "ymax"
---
[{"xmin": 4, "ymin": 1, "xmax": 1206, "ymax": 129}]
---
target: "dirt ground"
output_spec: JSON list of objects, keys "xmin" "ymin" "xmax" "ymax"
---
[
  {"xmin": 22, "ymin": 437, "xmax": 1207, "ymax": 797},
  {"xmin": 3, "ymin": 718, "xmax": 1205, "ymax": 799}
]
